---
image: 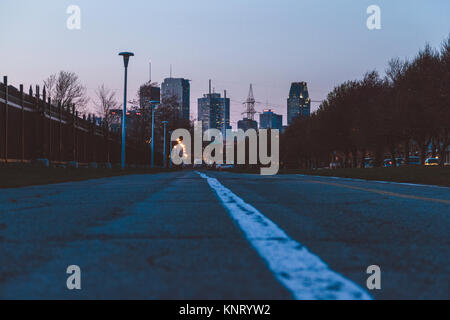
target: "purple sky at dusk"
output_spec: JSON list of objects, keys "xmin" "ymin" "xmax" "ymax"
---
[{"xmin": 1, "ymin": 0, "xmax": 449, "ymax": 127}]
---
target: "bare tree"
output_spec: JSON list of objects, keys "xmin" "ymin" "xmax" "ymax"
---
[
  {"xmin": 94, "ymin": 84, "xmax": 118, "ymax": 128},
  {"xmin": 138, "ymin": 81, "xmax": 159, "ymax": 108},
  {"xmin": 44, "ymin": 71, "xmax": 89, "ymax": 113}
]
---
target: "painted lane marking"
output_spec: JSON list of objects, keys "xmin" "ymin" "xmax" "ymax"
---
[
  {"xmin": 308, "ymin": 180, "xmax": 450, "ymax": 205},
  {"xmin": 197, "ymin": 172, "xmax": 372, "ymax": 300},
  {"xmin": 296, "ymin": 174, "xmax": 449, "ymax": 189}
]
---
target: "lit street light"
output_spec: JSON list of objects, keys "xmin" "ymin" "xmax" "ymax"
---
[
  {"xmin": 162, "ymin": 121, "xmax": 168, "ymax": 168},
  {"xmin": 118, "ymin": 52, "xmax": 134, "ymax": 169}
]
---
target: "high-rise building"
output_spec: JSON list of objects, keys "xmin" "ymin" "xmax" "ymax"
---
[
  {"xmin": 260, "ymin": 109, "xmax": 282, "ymax": 130},
  {"xmin": 198, "ymin": 81, "xmax": 230, "ymax": 133},
  {"xmin": 287, "ymin": 82, "xmax": 311, "ymax": 125},
  {"xmin": 161, "ymin": 78, "xmax": 190, "ymax": 120}
]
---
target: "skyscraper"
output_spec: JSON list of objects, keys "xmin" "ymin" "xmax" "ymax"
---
[
  {"xmin": 161, "ymin": 78, "xmax": 190, "ymax": 120},
  {"xmin": 198, "ymin": 80, "xmax": 230, "ymax": 133},
  {"xmin": 260, "ymin": 109, "xmax": 283, "ymax": 130},
  {"xmin": 287, "ymin": 82, "xmax": 311, "ymax": 125}
]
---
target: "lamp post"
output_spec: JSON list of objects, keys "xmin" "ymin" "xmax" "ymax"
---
[
  {"xmin": 162, "ymin": 121, "xmax": 168, "ymax": 168},
  {"xmin": 118, "ymin": 52, "xmax": 134, "ymax": 169},
  {"xmin": 149, "ymin": 100, "xmax": 159, "ymax": 168},
  {"xmin": 168, "ymin": 130, "xmax": 173, "ymax": 169}
]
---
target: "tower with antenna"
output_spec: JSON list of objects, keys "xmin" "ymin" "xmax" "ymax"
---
[
  {"xmin": 237, "ymin": 84, "xmax": 258, "ymax": 131},
  {"xmin": 242, "ymin": 84, "xmax": 257, "ymax": 121}
]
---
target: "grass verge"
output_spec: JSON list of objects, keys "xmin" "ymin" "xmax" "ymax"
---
[
  {"xmin": 226, "ymin": 166, "xmax": 450, "ymax": 187},
  {"xmin": 0, "ymin": 165, "xmax": 177, "ymax": 189}
]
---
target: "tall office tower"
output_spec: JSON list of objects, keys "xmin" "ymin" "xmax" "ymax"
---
[
  {"xmin": 161, "ymin": 78, "xmax": 190, "ymax": 120},
  {"xmin": 287, "ymin": 82, "xmax": 311, "ymax": 125},
  {"xmin": 260, "ymin": 109, "xmax": 283, "ymax": 130},
  {"xmin": 197, "ymin": 80, "xmax": 230, "ymax": 133}
]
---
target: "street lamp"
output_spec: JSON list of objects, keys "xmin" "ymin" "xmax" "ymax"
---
[
  {"xmin": 119, "ymin": 52, "xmax": 134, "ymax": 169},
  {"xmin": 162, "ymin": 121, "xmax": 168, "ymax": 168},
  {"xmin": 149, "ymin": 100, "xmax": 160, "ymax": 169},
  {"xmin": 168, "ymin": 130, "xmax": 173, "ymax": 169}
]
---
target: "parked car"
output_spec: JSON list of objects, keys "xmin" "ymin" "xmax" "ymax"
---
[
  {"xmin": 383, "ymin": 159, "xmax": 394, "ymax": 167},
  {"xmin": 425, "ymin": 158, "xmax": 440, "ymax": 166},
  {"xmin": 395, "ymin": 158, "xmax": 406, "ymax": 166},
  {"xmin": 363, "ymin": 158, "xmax": 374, "ymax": 168},
  {"xmin": 217, "ymin": 164, "xmax": 234, "ymax": 171},
  {"xmin": 384, "ymin": 158, "xmax": 406, "ymax": 167},
  {"xmin": 407, "ymin": 156, "xmax": 420, "ymax": 165},
  {"xmin": 221, "ymin": 164, "xmax": 234, "ymax": 169},
  {"xmin": 330, "ymin": 161, "xmax": 340, "ymax": 169}
]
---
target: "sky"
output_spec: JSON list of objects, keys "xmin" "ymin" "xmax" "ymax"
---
[{"xmin": 1, "ymin": 0, "xmax": 449, "ymax": 127}]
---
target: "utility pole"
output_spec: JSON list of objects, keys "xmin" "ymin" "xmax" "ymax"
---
[
  {"xmin": 151, "ymin": 105, "xmax": 155, "ymax": 168},
  {"xmin": 168, "ymin": 130, "xmax": 173, "ymax": 169},
  {"xmin": 149, "ymin": 100, "xmax": 159, "ymax": 169},
  {"xmin": 162, "ymin": 121, "xmax": 168, "ymax": 168}
]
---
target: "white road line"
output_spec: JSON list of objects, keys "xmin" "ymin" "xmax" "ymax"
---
[
  {"xmin": 197, "ymin": 172, "xmax": 372, "ymax": 300},
  {"xmin": 296, "ymin": 174, "xmax": 449, "ymax": 189}
]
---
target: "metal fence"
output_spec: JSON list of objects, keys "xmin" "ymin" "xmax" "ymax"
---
[{"xmin": 0, "ymin": 76, "xmax": 149, "ymax": 166}]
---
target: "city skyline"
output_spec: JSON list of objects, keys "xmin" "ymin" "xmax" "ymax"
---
[{"xmin": 1, "ymin": 0, "xmax": 450, "ymax": 128}]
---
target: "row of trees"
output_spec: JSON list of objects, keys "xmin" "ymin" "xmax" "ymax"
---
[{"xmin": 281, "ymin": 36, "xmax": 450, "ymax": 168}]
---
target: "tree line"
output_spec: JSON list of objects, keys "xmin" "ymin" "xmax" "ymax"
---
[{"xmin": 281, "ymin": 36, "xmax": 450, "ymax": 168}]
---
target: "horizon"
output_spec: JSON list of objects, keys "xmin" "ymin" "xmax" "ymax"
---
[{"xmin": 1, "ymin": 0, "xmax": 449, "ymax": 127}]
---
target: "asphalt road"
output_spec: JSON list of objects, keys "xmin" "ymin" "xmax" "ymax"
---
[{"xmin": 0, "ymin": 170, "xmax": 448, "ymax": 300}]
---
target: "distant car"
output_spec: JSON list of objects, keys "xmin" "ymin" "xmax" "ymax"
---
[
  {"xmin": 407, "ymin": 156, "xmax": 420, "ymax": 165},
  {"xmin": 383, "ymin": 159, "xmax": 393, "ymax": 167},
  {"xmin": 217, "ymin": 164, "xmax": 234, "ymax": 171},
  {"xmin": 330, "ymin": 162, "xmax": 340, "ymax": 169},
  {"xmin": 363, "ymin": 158, "xmax": 374, "ymax": 168},
  {"xmin": 425, "ymin": 158, "xmax": 440, "ymax": 166},
  {"xmin": 396, "ymin": 158, "xmax": 406, "ymax": 166},
  {"xmin": 221, "ymin": 165, "xmax": 234, "ymax": 170},
  {"xmin": 384, "ymin": 158, "xmax": 405, "ymax": 167}
]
